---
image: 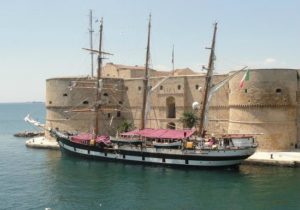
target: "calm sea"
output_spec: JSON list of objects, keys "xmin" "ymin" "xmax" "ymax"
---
[{"xmin": 0, "ymin": 103, "xmax": 300, "ymax": 210}]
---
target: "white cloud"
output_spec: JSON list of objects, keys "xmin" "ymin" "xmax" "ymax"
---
[{"xmin": 264, "ymin": 58, "xmax": 276, "ymax": 64}]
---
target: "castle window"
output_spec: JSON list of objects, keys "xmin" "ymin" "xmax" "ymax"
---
[
  {"xmin": 83, "ymin": 100, "xmax": 89, "ymax": 105},
  {"xmin": 119, "ymin": 101, "xmax": 123, "ymax": 105},
  {"xmin": 138, "ymin": 86, "xmax": 142, "ymax": 91},
  {"xmin": 49, "ymin": 101, "xmax": 52, "ymax": 104},
  {"xmin": 117, "ymin": 111, "xmax": 121, "ymax": 117},
  {"xmin": 244, "ymin": 89, "xmax": 247, "ymax": 93},
  {"xmin": 166, "ymin": 96, "xmax": 176, "ymax": 118},
  {"xmin": 276, "ymin": 88, "xmax": 282, "ymax": 93},
  {"xmin": 107, "ymin": 113, "xmax": 111, "ymax": 118},
  {"xmin": 177, "ymin": 85, "xmax": 181, "ymax": 90},
  {"xmin": 125, "ymin": 86, "xmax": 128, "ymax": 91},
  {"xmin": 103, "ymin": 93, "xmax": 108, "ymax": 97},
  {"xmin": 160, "ymin": 85, "xmax": 163, "ymax": 90},
  {"xmin": 195, "ymin": 85, "xmax": 199, "ymax": 90},
  {"xmin": 63, "ymin": 93, "xmax": 68, "ymax": 97}
]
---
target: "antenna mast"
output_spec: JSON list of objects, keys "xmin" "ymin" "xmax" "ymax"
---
[
  {"xmin": 199, "ymin": 23, "xmax": 217, "ymax": 137},
  {"xmin": 89, "ymin": 10, "xmax": 94, "ymax": 77},
  {"xmin": 141, "ymin": 14, "xmax": 151, "ymax": 130}
]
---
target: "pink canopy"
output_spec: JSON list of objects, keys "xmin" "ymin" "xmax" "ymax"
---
[
  {"xmin": 121, "ymin": 128, "xmax": 195, "ymax": 139},
  {"xmin": 71, "ymin": 133, "xmax": 111, "ymax": 144},
  {"xmin": 71, "ymin": 133, "xmax": 93, "ymax": 143}
]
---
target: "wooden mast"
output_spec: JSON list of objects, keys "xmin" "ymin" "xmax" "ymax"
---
[
  {"xmin": 89, "ymin": 10, "xmax": 94, "ymax": 77},
  {"xmin": 199, "ymin": 23, "xmax": 218, "ymax": 137},
  {"xmin": 141, "ymin": 14, "xmax": 151, "ymax": 130},
  {"xmin": 95, "ymin": 17, "xmax": 103, "ymax": 137}
]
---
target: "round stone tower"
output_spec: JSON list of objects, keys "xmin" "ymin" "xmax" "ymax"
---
[
  {"xmin": 228, "ymin": 69, "xmax": 298, "ymax": 151},
  {"xmin": 45, "ymin": 77, "xmax": 125, "ymax": 140}
]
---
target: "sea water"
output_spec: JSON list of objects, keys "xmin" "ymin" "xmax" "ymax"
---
[{"xmin": 0, "ymin": 103, "xmax": 300, "ymax": 210}]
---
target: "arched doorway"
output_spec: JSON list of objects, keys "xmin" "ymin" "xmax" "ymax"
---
[
  {"xmin": 167, "ymin": 122, "xmax": 176, "ymax": 130},
  {"xmin": 166, "ymin": 96, "xmax": 176, "ymax": 118}
]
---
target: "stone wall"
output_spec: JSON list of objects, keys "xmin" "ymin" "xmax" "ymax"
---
[{"xmin": 45, "ymin": 68, "xmax": 300, "ymax": 151}]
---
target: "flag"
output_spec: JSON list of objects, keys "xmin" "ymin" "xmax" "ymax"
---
[{"xmin": 239, "ymin": 69, "xmax": 250, "ymax": 88}]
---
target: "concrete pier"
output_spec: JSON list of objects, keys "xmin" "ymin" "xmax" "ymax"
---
[
  {"xmin": 26, "ymin": 136, "xmax": 59, "ymax": 150},
  {"xmin": 243, "ymin": 151, "xmax": 300, "ymax": 167}
]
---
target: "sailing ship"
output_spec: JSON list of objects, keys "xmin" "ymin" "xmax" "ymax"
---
[{"xmin": 52, "ymin": 16, "xmax": 258, "ymax": 168}]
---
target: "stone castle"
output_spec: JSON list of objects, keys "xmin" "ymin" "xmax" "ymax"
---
[{"xmin": 45, "ymin": 63, "xmax": 300, "ymax": 151}]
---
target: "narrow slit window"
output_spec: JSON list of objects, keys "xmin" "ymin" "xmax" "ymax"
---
[{"xmin": 117, "ymin": 111, "xmax": 121, "ymax": 117}]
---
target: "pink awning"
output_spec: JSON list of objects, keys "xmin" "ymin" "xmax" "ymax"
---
[
  {"xmin": 96, "ymin": 135, "xmax": 111, "ymax": 144},
  {"xmin": 71, "ymin": 133, "xmax": 111, "ymax": 144},
  {"xmin": 71, "ymin": 133, "xmax": 93, "ymax": 143},
  {"xmin": 121, "ymin": 128, "xmax": 195, "ymax": 140}
]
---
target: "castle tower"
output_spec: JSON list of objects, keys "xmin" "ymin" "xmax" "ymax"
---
[{"xmin": 228, "ymin": 69, "xmax": 298, "ymax": 151}]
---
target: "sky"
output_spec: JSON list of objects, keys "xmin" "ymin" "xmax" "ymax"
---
[{"xmin": 0, "ymin": 0, "xmax": 299, "ymax": 102}]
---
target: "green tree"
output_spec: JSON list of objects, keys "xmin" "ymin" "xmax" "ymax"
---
[
  {"xmin": 117, "ymin": 120, "xmax": 133, "ymax": 133},
  {"xmin": 180, "ymin": 111, "xmax": 199, "ymax": 128}
]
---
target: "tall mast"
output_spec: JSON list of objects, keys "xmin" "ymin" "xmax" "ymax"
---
[
  {"xmin": 199, "ymin": 22, "xmax": 217, "ymax": 137},
  {"xmin": 95, "ymin": 17, "xmax": 104, "ymax": 136},
  {"xmin": 172, "ymin": 45, "xmax": 175, "ymax": 76},
  {"xmin": 141, "ymin": 14, "xmax": 151, "ymax": 130},
  {"xmin": 89, "ymin": 10, "xmax": 94, "ymax": 77}
]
